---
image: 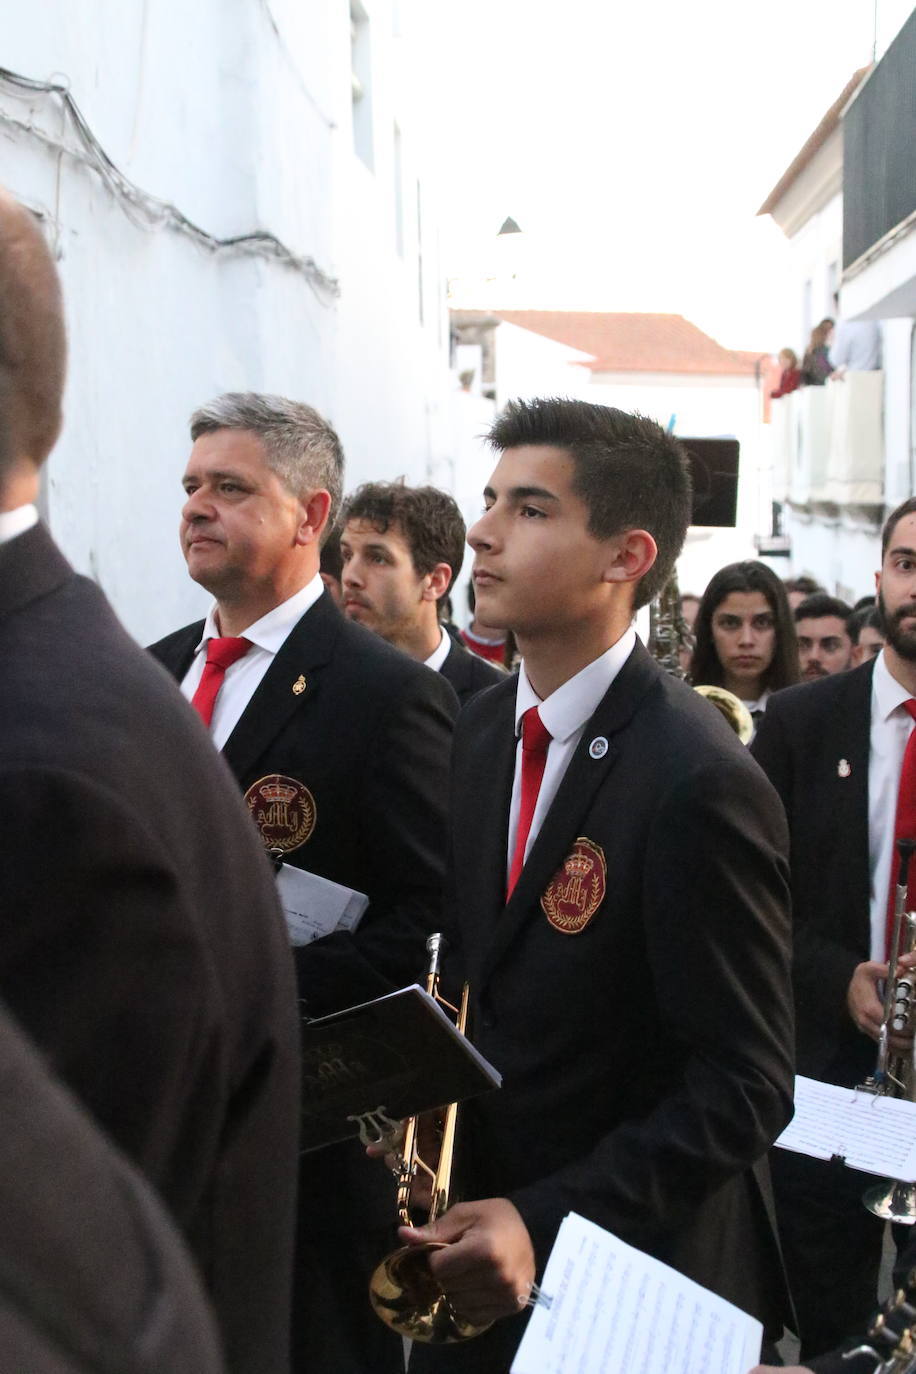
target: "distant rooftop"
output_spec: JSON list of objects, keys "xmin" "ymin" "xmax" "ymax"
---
[
  {"xmin": 480, "ymin": 309, "xmax": 762, "ymax": 375},
  {"xmin": 757, "ymin": 67, "xmax": 870, "ymax": 216}
]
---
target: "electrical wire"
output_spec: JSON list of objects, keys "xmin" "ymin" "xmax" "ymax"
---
[{"xmin": 0, "ymin": 65, "xmax": 339, "ymax": 302}]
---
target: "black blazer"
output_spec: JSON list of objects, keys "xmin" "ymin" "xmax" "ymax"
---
[
  {"xmin": 0, "ymin": 1001, "xmax": 223, "ymax": 1374},
  {"xmin": 417, "ymin": 642, "xmax": 795, "ymax": 1368},
  {"xmin": 0, "ymin": 524, "xmax": 301, "ymax": 1374},
  {"xmin": 439, "ymin": 636, "xmax": 505, "ymax": 705},
  {"xmin": 752, "ymin": 662, "xmax": 877, "ymax": 1085},
  {"xmin": 150, "ymin": 591, "xmax": 460, "ymax": 1017}
]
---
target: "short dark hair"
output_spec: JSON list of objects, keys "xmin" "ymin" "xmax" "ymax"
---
[
  {"xmin": 848, "ymin": 604, "xmax": 883, "ymax": 644},
  {"xmin": 690, "ymin": 560, "xmax": 799, "ymax": 692},
  {"xmin": 793, "ymin": 593, "xmax": 852, "ymax": 625},
  {"xmin": 882, "ymin": 498, "xmax": 916, "ymax": 559},
  {"xmin": 342, "ymin": 480, "xmax": 467, "ymax": 600},
  {"xmin": 487, "ymin": 398, "xmax": 691, "ymax": 609},
  {"xmin": 784, "ymin": 575, "xmax": 823, "ymax": 597}
]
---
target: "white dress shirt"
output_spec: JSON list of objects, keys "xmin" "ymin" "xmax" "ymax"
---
[
  {"xmin": 506, "ymin": 627, "xmax": 637, "ymax": 880},
  {"xmin": 423, "ymin": 625, "xmax": 452, "ymax": 674},
  {"xmin": 180, "ymin": 574, "xmax": 325, "ymax": 751},
  {"xmin": 0, "ymin": 504, "xmax": 38, "ymax": 545},
  {"xmin": 869, "ymin": 650, "xmax": 916, "ymax": 958}
]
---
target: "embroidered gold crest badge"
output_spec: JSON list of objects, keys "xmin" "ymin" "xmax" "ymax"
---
[
  {"xmin": 540, "ymin": 837, "xmax": 607, "ymax": 935},
  {"xmin": 244, "ymin": 773, "xmax": 317, "ymax": 853}
]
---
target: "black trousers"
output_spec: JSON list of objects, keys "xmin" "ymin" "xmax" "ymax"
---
[{"xmin": 770, "ymin": 1148, "xmax": 887, "ymax": 1361}]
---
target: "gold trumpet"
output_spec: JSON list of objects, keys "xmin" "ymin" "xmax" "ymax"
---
[
  {"xmin": 368, "ymin": 934, "xmax": 492, "ymax": 1343},
  {"xmin": 862, "ymin": 837, "xmax": 916, "ymax": 1222},
  {"xmin": 693, "ymin": 684, "xmax": 755, "ymax": 745}
]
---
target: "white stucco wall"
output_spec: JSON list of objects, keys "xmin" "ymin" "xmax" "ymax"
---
[{"xmin": 1, "ymin": 0, "xmax": 451, "ymax": 643}]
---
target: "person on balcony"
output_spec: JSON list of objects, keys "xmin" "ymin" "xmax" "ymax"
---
[
  {"xmin": 771, "ymin": 348, "xmax": 803, "ymax": 398},
  {"xmin": 801, "ymin": 319, "xmax": 835, "ymax": 385},
  {"xmin": 828, "ymin": 297, "xmax": 882, "ymax": 376}
]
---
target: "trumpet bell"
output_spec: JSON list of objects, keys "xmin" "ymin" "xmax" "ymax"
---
[
  {"xmin": 693, "ymin": 684, "xmax": 755, "ymax": 745},
  {"xmin": 369, "ymin": 1242, "xmax": 493, "ymax": 1343},
  {"xmin": 863, "ymin": 1178, "xmax": 916, "ymax": 1223}
]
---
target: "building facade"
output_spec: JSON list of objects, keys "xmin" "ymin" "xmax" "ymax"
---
[
  {"xmin": 1, "ymin": 0, "xmax": 452, "ymax": 641},
  {"xmin": 759, "ymin": 12, "xmax": 916, "ymax": 604}
]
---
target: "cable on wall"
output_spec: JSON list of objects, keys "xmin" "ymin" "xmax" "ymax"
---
[{"xmin": 0, "ymin": 65, "xmax": 340, "ymax": 303}]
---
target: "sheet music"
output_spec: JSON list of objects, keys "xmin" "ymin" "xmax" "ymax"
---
[
  {"xmin": 774, "ymin": 1074, "xmax": 916, "ymax": 1179},
  {"xmin": 276, "ymin": 863, "xmax": 368, "ymax": 946},
  {"xmin": 511, "ymin": 1213, "xmax": 761, "ymax": 1374}
]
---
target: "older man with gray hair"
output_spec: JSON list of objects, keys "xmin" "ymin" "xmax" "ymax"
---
[{"xmin": 150, "ymin": 391, "xmax": 459, "ymax": 1374}]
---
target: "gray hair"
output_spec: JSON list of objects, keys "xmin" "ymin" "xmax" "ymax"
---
[{"xmin": 189, "ymin": 392, "xmax": 344, "ymax": 528}]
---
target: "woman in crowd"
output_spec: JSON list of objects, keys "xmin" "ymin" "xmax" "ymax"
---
[
  {"xmin": 801, "ymin": 318, "xmax": 835, "ymax": 385},
  {"xmin": 690, "ymin": 561, "xmax": 799, "ymax": 721},
  {"xmin": 771, "ymin": 348, "xmax": 803, "ymax": 398}
]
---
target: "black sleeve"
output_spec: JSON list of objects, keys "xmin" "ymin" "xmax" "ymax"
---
[
  {"xmin": 511, "ymin": 755, "xmax": 795, "ymax": 1255},
  {"xmin": 293, "ymin": 668, "xmax": 458, "ymax": 1015}
]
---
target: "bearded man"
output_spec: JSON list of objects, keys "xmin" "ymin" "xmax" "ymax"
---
[{"xmin": 751, "ymin": 496, "xmax": 916, "ymax": 1361}]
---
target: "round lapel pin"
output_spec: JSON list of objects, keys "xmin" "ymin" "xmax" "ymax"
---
[{"xmin": 588, "ymin": 736, "xmax": 608, "ymax": 760}]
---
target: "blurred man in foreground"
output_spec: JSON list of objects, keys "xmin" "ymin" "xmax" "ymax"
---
[{"xmin": 0, "ymin": 187, "xmax": 300, "ymax": 1374}]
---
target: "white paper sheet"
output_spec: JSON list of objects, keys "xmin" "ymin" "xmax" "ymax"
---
[
  {"xmin": 774, "ymin": 1074, "xmax": 916, "ymax": 1180},
  {"xmin": 276, "ymin": 863, "xmax": 368, "ymax": 946},
  {"xmin": 511, "ymin": 1212, "xmax": 761, "ymax": 1374}
]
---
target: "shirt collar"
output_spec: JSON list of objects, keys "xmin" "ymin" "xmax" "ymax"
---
[
  {"xmin": 514, "ymin": 626, "xmax": 638, "ymax": 742},
  {"xmin": 194, "ymin": 573, "xmax": 325, "ymax": 655},
  {"xmin": 424, "ymin": 625, "xmax": 451, "ymax": 673},
  {"xmin": 0, "ymin": 504, "xmax": 38, "ymax": 545},
  {"xmin": 873, "ymin": 648, "xmax": 915, "ymax": 722}
]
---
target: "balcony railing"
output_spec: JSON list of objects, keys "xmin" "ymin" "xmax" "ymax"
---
[{"xmin": 769, "ymin": 371, "xmax": 884, "ymax": 509}]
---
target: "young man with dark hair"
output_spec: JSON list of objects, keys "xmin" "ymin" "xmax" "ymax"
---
[
  {"xmin": 397, "ymin": 397, "xmax": 794, "ymax": 1373},
  {"xmin": 795, "ymin": 592, "xmax": 854, "ymax": 679},
  {"xmin": 751, "ymin": 496, "xmax": 916, "ymax": 1360},
  {"xmin": 341, "ymin": 480, "xmax": 504, "ymax": 703}
]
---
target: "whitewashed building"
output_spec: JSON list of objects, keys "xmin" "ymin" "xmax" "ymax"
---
[
  {"xmin": 1, "ymin": 0, "xmax": 452, "ymax": 641},
  {"xmin": 758, "ymin": 10, "xmax": 916, "ymax": 604}
]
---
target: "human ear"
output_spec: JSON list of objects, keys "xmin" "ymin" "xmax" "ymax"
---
[
  {"xmin": 601, "ymin": 529, "xmax": 658, "ymax": 589},
  {"xmin": 422, "ymin": 562, "xmax": 453, "ymax": 602},
  {"xmin": 296, "ymin": 489, "xmax": 332, "ymax": 546}
]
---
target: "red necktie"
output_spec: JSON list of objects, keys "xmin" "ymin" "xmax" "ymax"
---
[
  {"xmin": 886, "ymin": 699, "xmax": 916, "ymax": 958},
  {"xmin": 506, "ymin": 706, "xmax": 552, "ymax": 900},
  {"xmin": 190, "ymin": 636, "xmax": 252, "ymax": 728}
]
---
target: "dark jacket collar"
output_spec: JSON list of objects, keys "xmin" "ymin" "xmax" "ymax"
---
[{"xmin": 0, "ymin": 523, "xmax": 73, "ymax": 623}]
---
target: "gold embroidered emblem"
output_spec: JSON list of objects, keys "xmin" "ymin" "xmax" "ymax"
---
[
  {"xmin": 292, "ymin": 675, "xmax": 307, "ymax": 695},
  {"xmin": 244, "ymin": 774, "xmax": 317, "ymax": 852},
  {"xmin": 540, "ymin": 837, "xmax": 606, "ymax": 935}
]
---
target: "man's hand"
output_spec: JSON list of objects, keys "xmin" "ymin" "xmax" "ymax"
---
[
  {"xmin": 365, "ymin": 1113, "xmax": 438, "ymax": 1210},
  {"xmin": 398, "ymin": 1197, "xmax": 536, "ymax": 1325},
  {"xmin": 848, "ymin": 960, "xmax": 889, "ymax": 1040},
  {"xmin": 847, "ymin": 953, "xmax": 916, "ymax": 1050}
]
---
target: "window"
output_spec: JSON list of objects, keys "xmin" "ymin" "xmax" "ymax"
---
[{"xmin": 350, "ymin": 1, "xmax": 374, "ymax": 170}]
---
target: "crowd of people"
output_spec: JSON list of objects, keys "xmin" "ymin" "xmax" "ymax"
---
[
  {"xmin": 680, "ymin": 567, "xmax": 885, "ymax": 733},
  {"xmin": 2, "ymin": 178, "xmax": 916, "ymax": 1374}
]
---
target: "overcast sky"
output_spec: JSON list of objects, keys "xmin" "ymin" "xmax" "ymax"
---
[{"xmin": 419, "ymin": 0, "xmax": 914, "ymax": 350}]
